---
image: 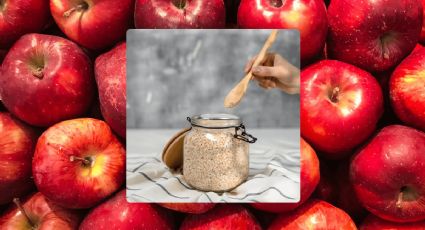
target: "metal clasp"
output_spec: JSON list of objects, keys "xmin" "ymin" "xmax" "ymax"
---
[{"xmin": 234, "ymin": 124, "xmax": 257, "ymax": 144}]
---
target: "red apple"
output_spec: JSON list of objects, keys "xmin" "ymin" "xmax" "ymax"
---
[
  {"xmin": 134, "ymin": 0, "xmax": 226, "ymax": 29},
  {"xmin": 32, "ymin": 118, "xmax": 125, "ymax": 209},
  {"xmin": 237, "ymin": 0, "xmax": 328, "ymax": 63},
  {"xmin": 180, "ymin": 204, "xmax": 261, "ymax": 230},
  {"xmin": 0, "ymin": 0, "xmax": 50, "ymax": 48},
  {"xmin": 0, "ymin": 193, "xmax": 80, "ymax": 229},
  {"xmin": 361, "ymin": 215, "xmax": 425, "ymax": 230},
  {"xmin": 390, "ymin": 48, "xmax": 425, "ymax": 132},
  {"xmin": 159, "ymin": 203, "xmax": 215, "ymax": 214},
  {"xmin": 250, "ymin": 138, "xmax": 319, "ymax": 213},
  {"xmin": 0, "ymin": 33, "xmax": 94, "ymax": 127},
  {"xmin": 301, "ymin": 60, "xmax": 383, "ymax": 157},
  {"xmin": 95, "ymin": 42, "xmax": 126, "ymax": 138},
  {"xmin": 80, "ymin": 190, "xmax": 174, "ymax": 230},
  {"xmin": 50, "ymin": 0, "xmax": 134, "ymax": 50},
  {"xmin": 351, "ymin": 125, "xmax": 425, "ymax": 222},
  {"xmin": 268, "ymin": 199, "xmax": 357, "ymax": 230},
  {"xmin": 327, "ymin": 0, "xmax": 423, "ymax": 72},
  {"xmin": 0, "ymin": 113, "xmax": 37, "ymax": 205}
]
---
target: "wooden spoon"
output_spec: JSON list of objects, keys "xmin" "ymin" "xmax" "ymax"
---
[{"xmin": 224, "ymin": 30, "xmax": 279, "ymax": 108}]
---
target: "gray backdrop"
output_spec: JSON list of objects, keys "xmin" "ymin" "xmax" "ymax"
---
[{"xmin": 127, "ymin": 29, "xmax": 300, "ymax": 129}]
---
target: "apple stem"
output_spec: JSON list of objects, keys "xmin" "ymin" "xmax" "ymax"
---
[
  {"xmin": 33, "ymin": 67, "xmax": 44, "ymax": 79},
  {"xmin": 270, "ymin": 0, "xmax": 283, "ymax": 7},
  {"xmin": 13, "ymin": 198, "xmax": 36, "ymax": 228},
  {"xmin": 0, "ymin": 0, "xmax": 5, "ymax": 11},
  {"xmin": 70, "ymin": 155, "xmax": 92, "ymax": 166},
  {"xmin": 396, "ymin": 191, "xmax": 403, "ymax": 209},
  {"xmin": 63, "ymin": 2, "xmax": 88, "ymax": 17},
  {"xmin": 330, "ymin": 87, "xmax": 340, "ymax": 103},
  {"xmin": 172, "ymin": 0, "xmax": 186, "ymax": 9}
]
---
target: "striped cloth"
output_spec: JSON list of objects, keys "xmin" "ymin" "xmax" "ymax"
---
[{"xmin": 126, "ymin": 129, "xmax": 300, "ymax": 203}]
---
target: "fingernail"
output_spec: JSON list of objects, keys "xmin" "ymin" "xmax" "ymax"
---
[{"xmin": 252, "ymin": 67, "xmax": 260, "ymax": 74}]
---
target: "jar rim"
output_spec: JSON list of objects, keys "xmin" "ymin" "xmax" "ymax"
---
[{"xmin": 189, "ymin": 113, "xmax": 241, "ymax": 128}]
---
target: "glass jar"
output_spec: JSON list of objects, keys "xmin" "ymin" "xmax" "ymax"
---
[{"xmin": 183, "ymin": 114, "xmax": 257, "ymax": 192}]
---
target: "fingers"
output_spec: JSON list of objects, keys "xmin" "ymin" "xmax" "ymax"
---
[
  {"xmin": 252, "ymin": 66, "xmax": 290, "ymax": 81},
  {"xmin": 244, "ymin": 53, "xmax": 300, "ymax": 94},
  {"xmin": 255, "ymin": 76, "xmax": 299, "ymax": 93},
  {"xmin": 257, "ymin": 78, "xmax": 277, "ymax": 90}
]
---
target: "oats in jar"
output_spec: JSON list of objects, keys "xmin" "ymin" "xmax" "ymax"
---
[{"xmin": 183, "ymin": 114, "xmax": 256, "ymax": 192}]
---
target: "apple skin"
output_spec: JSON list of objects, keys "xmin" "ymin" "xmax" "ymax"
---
[
  {"xmin": 95, "ymin": 42, "xmax": 126, "ymax": 138},
  {"xmin": 159, "ymin": 203, "xmax": 215, "ymax": 214},
  {"xmin": 351, "ymin": 125, "xmax": 425, "ymax": 223},
  {"xmin": 0, "ymin": 0, "xmax": 50, "ymax": 49},
  {"xmin": 80, "ymin": 190, "xmax": 174, "ymax": 230},
  {"xmin": 301, "ymin": 60, "xmax": 383, "ymax": 157},
  {"xmin": 268, "ymin": 199, "xmax": 357, "ymax": 230},
  {"xmin": 237, "ymin": 0, "xmax": 328, "ymax": 63},
  {"xmin": 180, "ymin": 204, "xmax": 261, "ymax": 230},
  {"xmin": 134, "ymin": 0, "xmax": 226, "ymax": 29},
  {"xmin": 250, "ymin": 138, "xmax": 319, "ymax": 213},
  {"xmin": 0, "ymin": 33, "xmax": 94, "ymax": 127},
  {"xmin": 32, "ymin": 118, "xmax": 125, "ymax": 209},
  {"xmin": 390, "ymin": 48, "xmax": 425, "ymax": 132},
  {"xmin": 50, "ymin": 0, "xmax": 134, "ymax": 50},
  {"xmin": 0, "ymin": 192, "xmax": 80, "ymax": 229},
  {"xmin": 361, "ymin": 215, "xmax": 425, "ymax": 230},
  {"xmin": 327, "ymin": 0, "xmax": 423, "ymax": 72},
  {"xmin": 0, "ymin": 113, "xmax": 37, "ymax": 205}
]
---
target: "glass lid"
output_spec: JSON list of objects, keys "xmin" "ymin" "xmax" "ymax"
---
[{"xmin": 189, "ymin": 113, "xmax": 242, "ymax": 128}]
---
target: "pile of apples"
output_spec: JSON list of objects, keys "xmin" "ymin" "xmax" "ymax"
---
[{"xmin": 1, "ymin": 0, "xmax": 425, "ymax": 229}]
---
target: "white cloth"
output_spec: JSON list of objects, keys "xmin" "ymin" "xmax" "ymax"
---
[{"xmin": 126, "ymin": 129, "xmax": 300, "ymax": 203}]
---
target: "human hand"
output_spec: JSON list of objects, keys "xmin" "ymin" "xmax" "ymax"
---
[{"xmin": 244, "ymin": 53, "xmax": 300, "ymax": 94}]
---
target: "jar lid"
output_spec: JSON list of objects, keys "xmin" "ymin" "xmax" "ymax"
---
[
  {"xmin": 189, "ymin": 113, "xmax": 242, "ymax": 128},
  {"xmin": 162, "ymin": 127, "xmax": 190, "ymax": 170}
]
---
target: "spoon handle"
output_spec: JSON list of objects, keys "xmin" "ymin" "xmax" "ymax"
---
[
  {"xmin": 224, "ymin": 30, "xmax": 279, "ymax": 108},
  {"xmin": 248, "ymin": 29, "xmax": 279, "ymax": 79}
]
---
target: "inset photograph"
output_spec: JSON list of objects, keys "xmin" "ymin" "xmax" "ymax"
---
[{"xmin": 126, "ymin": 29, "xmax": 300, "ymax": 203}]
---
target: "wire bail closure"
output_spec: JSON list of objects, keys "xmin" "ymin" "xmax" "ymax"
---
[{"xmin": 234, "ymin": 124, "xmax": 257, "ymax": 143}]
